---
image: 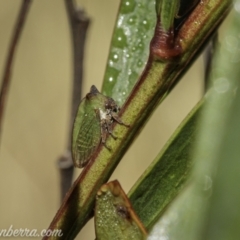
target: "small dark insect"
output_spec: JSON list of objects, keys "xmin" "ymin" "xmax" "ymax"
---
[
  {"xmin": 115, "ymin": 204, "xmax": 131, "ymax": 220},
  {"xmin": 72, "ymin": 85, "xmax": 129, "ymax": 168}
]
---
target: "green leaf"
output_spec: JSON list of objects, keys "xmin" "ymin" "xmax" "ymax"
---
[
  {"xmin": 156, "ymin": 0, "xmax": 179, "ymax": 31},
  {"xmin": 102, "ymin": 0, "xmax": 156, "ymax": 105},
  {"xmin": 95, "ymin": 180, "xmax": 147, "ymax": 240},
  {"xmin": 128, "ymin": 99, "xmax": 203, "ymax": 229},
  {"xmin": 147, "ymin": 4, "xmax": 240, "ymax": 240}
]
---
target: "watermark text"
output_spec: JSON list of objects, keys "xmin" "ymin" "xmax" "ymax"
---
[{"xmin": 0, "ymin": 225, "xmax": 63, "ymax": 238}]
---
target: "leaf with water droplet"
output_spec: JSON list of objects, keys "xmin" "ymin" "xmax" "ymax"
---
[
  {"xmin": 102, "ymin": 0, "xmax": 156, "ymax": 105},
  {"xmin": 95, "ymin": 180, "xmax": 147, "ymax": 240}
]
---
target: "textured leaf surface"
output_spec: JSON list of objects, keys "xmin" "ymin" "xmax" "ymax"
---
[
  {"xmin": 95, "ymin": 180, "xmax": 147, "ymax": 240},
  {"xmin": 147, "ymin": 3, "xmax": 239, "ymax": 239},
  {"xmin": 128, "ymin": 99, "xmax": 203, "ymax": 229},
  {"xmin": 102, "ymin": 0, "xmax": 156, "ymax": 105},
  {"xmin": 156, "ymin": 0, "xmax": 179, "ymax": 31}
]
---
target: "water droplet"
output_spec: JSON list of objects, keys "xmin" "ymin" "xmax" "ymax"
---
[
  {"xmin": 127, "ymin": 16, "xmax": 137, "ymax": 25},
  {"xmin": 128, "ymin": 71, "xmax": 138, "ymax": 84},
  {"xmin": 234, "ymin": 1, "xmax": 240, "ymax": 13},
  {"xmin": 225, "ymin": 35, "xmax": 240, "ymax": 62},
  {"xmin": 225, "ymin": 35, "xmax": 239, "ymax": 52},
  {"xmin": 138, "ymin": 42, "xmax": 144, "ymax": 51},
  {"xmin": 104, "ymin": 67, "xmax": 119, "ymax": 84},
  {"xmin": 170, "ymin": 174, "xmax": 175, "ymax": 179},
  {"xmin": 109, "ymin": 51, "xmax": 121, "ymax": 64},
  {"xmin": 117, "ymin": 15, "xmax": 124, "ymax": 27},
  {"xmin": 225, "ymin": 36, "xmax": 240, "ymax": 62},
  {"xmin": 137, "ymin": 60, "xmax": 143, "ymax": 67},
  {"xmin": 203, "ymin": 175, "xmax": 212, "ymax": 191},
  {"xmin": 121, "ymin": 0, "xmax": 136, "ymax": 14},
  {"xmin": 113, "ymin": 28, "xmax": 127, "ymax": 48},
  {"xmin": 142, "ymin": 19, "xmax": 150, "ymax": 29},
  {"xmin": 214, "ymin": 77, "xmax": 230, "ymax": 93}
]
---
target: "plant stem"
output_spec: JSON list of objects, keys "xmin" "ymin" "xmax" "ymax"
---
[
  {"xmin": 44, "ymin": 1, "xmax": 231, "ymax": 239},
  {"xmin": 57, "ymin": 0, "xmax": 90, "ymax": 203},
  {"xmin": 0, "ymin": 0, "xmax": 32, "ymax": 138}
]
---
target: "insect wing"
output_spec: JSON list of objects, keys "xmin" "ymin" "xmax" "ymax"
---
[{"xmin": 72, "ymin": 100, "xmax": 101, "ymax": 168}]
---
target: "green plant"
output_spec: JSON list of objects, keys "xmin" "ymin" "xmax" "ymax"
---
[{"xmin": 42, "ymin": 0, "xmax": 239, "ymax": 239}]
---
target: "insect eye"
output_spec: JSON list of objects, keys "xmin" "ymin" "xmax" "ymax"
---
[
  {"xmin": 106, "ymin": 101, "xmax": 113, "ymax": 109},
  {"xmin": 114, "ymin": 106, "xmax": 120, "ymax": 112},
  {"xmin": 105, "ymin": 103, "xmax": 110, "ymax": 109}
]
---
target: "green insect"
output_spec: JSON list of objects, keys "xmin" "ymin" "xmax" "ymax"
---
[{"xmin": 72, "ymin": 85, "xmax": 129, "ymax": 168}]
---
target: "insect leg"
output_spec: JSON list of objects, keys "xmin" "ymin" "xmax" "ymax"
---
[
  {"xmin": 106, "ymin": 120, "xmax": 117, "ymax": 140},
  {"xmin": 111, "ymin": 112, "xmax": 130, "ymax": 127},
  {"xmin": 100, "ymin": 118, "xmax": 111, "ymax": 150}
]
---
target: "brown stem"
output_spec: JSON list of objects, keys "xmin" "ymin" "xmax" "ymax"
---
[
  {"xmin": 57, "ymin": 0, "xmax": 90, "ymax": 202},
  {"xmin": 57, "ymin": 152, "xmax": 75, "ymax": 202},
  {"xmin": 150, "ymin": 17, "xmax": 182, "ymax": 61},
  {"xmin": 0, "ymin": 0, "xmax": 32, "ymax": 138},
  {"xmin": 64, "ymin": 0, "xmax": 90, "ymax": 139}
]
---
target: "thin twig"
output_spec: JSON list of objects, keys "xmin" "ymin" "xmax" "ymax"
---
[
  {"xmin": 0, "ymin": 0, "xmax": 32, "ymax": 138},
  {"xmin": 57, "ymin": 0, "xmax": 90, "ymax": 202}
]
